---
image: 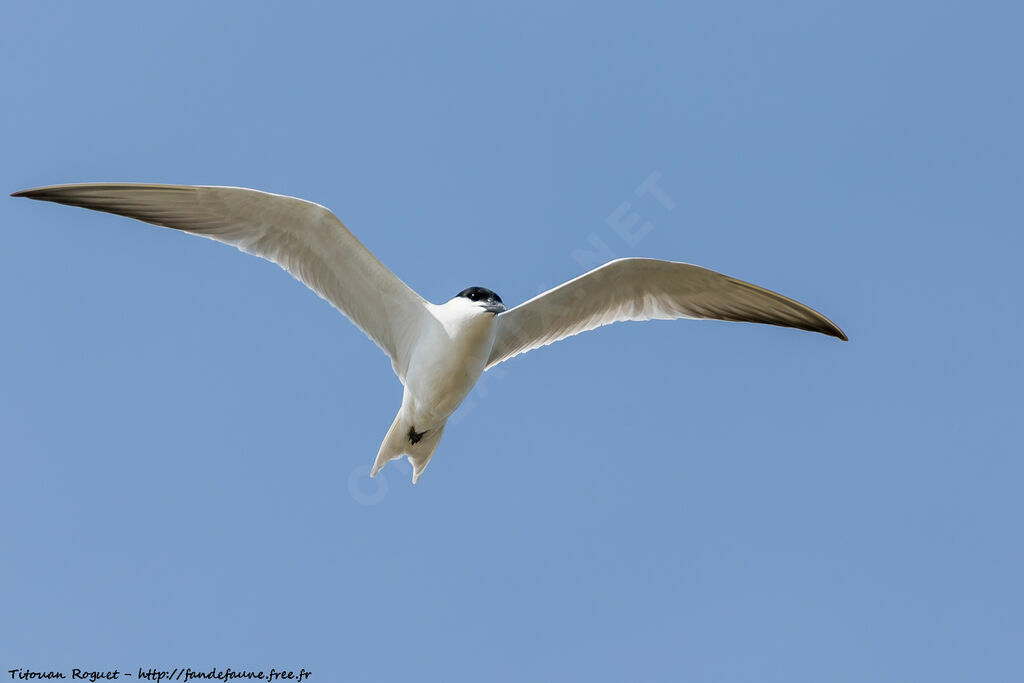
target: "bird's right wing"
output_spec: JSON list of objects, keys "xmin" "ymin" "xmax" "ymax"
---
[
  {"xmin": 487, "ymin": 257, "xmax": 846, "ymax": 369},
  {"xmin": 13, "ymin": 183, "xmax": 429, "ymax": 379}
]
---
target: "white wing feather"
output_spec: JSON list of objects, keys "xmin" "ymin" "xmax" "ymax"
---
[
  {"xmin": 488, "ymin": 257, "xmax": 846, "ymax": 368},
  {"xmin": 13, "ymin": 183, "xmax": 429, "ymax": 379}
]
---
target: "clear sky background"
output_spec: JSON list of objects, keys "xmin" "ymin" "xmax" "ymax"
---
[{"xmin": 2, "ymin": 2, "xmax": 1021, "ymax": 681}]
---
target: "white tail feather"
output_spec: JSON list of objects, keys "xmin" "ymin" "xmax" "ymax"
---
[{"xmin": 370, "ymin": 411, "xmax": 448, "ymax": 484}]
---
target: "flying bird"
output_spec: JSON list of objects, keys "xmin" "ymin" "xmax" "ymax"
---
[{"xmin": 13, "ymin": 183, "xmax": 847, "ymax": 483}]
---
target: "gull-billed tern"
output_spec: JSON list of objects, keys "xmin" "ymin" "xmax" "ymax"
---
[{"xmin": 13, "ymin": 183, "xmax": 847, "ymax": 483}]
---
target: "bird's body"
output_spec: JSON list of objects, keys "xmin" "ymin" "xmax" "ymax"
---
[
  {"xmin": 406, "ymin": 299, "xmax": 499, "ymax": 426},
  {"xmin": 381, "ymin": 298, "xmax": 500, "ymax": 479},
  {"xmin": 13, "ymin": 183, "xmax": 847, "ymax": 483}
]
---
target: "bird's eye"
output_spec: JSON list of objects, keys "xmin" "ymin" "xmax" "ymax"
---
[{"xmin": 470, "ymin": 292, "xmax": 479, "ymax": 300}]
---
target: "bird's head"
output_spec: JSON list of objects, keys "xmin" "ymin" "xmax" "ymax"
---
[{"xmin": 453, "ymin": 286, "xmax": 506, "ymax": 314}]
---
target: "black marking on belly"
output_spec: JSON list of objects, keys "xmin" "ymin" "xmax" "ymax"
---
[{"xmin": 408, "ymin": 426, "xmax": 427, "ymax": 444}]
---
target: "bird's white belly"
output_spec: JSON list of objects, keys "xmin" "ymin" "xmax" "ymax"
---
[{"xmin": 401, "ymin": 310, "xmax": 497, "ymax": 428}]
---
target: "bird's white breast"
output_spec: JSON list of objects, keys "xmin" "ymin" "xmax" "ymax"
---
[{"xmin": 401, "ymin": 302, "xmax": 499, "ymax": 428}]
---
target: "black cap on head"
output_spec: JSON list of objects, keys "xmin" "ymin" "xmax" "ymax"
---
[
  {"xmin": 456, "ymin": 287, "xmax": 505, "ymax": 313},
  {"xmin": 456, "ymin": 287, "xmax": 502, "ymax": 304}
]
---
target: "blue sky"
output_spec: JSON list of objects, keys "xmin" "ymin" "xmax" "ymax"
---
[{"xmin": 2, "ymin": 2, "xmax": 1021, "ymax": 681}]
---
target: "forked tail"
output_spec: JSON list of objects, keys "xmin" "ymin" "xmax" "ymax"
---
[{"xmin": 370, "ymin": 411, "xmax": 448, "ymax": 484}]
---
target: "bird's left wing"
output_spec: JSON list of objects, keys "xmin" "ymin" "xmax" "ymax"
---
[
  {"xmin": 487, "ymin": 257, "xmax": 846, "ymax": 369},
  {"xmin": 13, "ymin": 183, "xmax": 429, "ymax": 379}
]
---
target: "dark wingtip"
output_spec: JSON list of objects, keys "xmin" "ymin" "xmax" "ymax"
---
[
  {"xmin": 12, "ymin": 185, "xmax": 60, "ymax": 199},
  {"xmin": 11, "ymin": 187, "xmax": 50, "ymax": 199},
  {"xmin": 824, "ymin": 323, "xmax": 849, "ymax": 342},
  {"xmin": 822, "ymin": 323, "xmax": 848, "ymax": 342}
]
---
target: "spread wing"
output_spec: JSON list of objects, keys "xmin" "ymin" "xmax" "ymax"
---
[
  {"xmin": 13, "ymin": 183, "xmax": 429, "ymax": 379},
  {"xmin": 488, "ymin": 257, "xmax": 846, "ymax": 369}
]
